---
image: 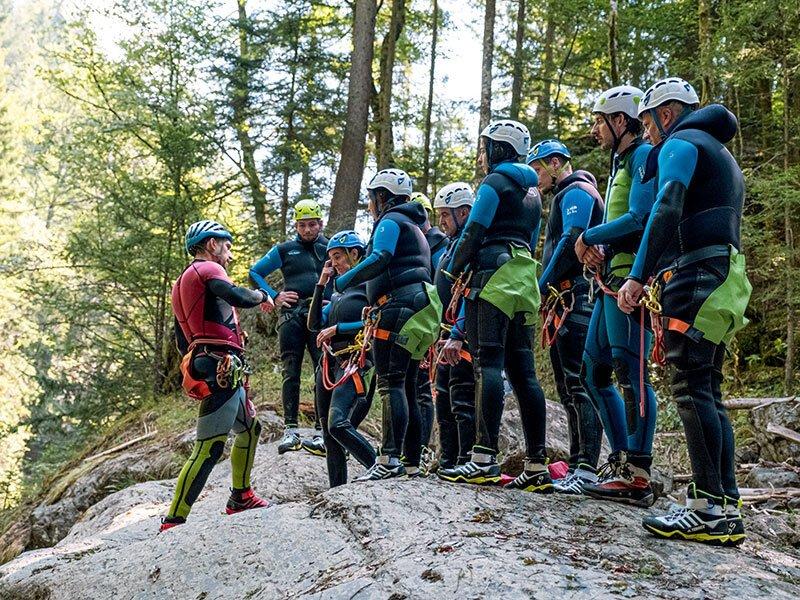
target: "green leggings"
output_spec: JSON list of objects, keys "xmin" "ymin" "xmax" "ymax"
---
[{"xmin": 168, "ymin": 386, "xmax": 261, "ymax": 519}]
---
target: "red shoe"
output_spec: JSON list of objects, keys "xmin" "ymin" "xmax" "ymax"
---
[
  {"xmin": 225, "ymin": 488, "xmax": 270, "ymax": 515},
  {"xmin": 159, "ymin": 516, "xmax": 185, "ymax": 532}
]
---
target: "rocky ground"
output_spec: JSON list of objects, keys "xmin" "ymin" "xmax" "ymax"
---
[{"xmin": 1, "ymin": 427, "xmax": 799, "ymax": 600}]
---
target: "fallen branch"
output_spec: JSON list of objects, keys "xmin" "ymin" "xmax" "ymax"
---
[
  {"xmin": 723, "ymin": 396, "xmax": 796, "ymax": 410},
  {"xmin": 83, "ymin": 431, "xmax": 158, "ymax": 462},
  {"xmin": 738, "ymin": 486, "xmax": 800, "ymax": 504},
  {"xmin": 766, "ymin": 423, "xmax": 800, "ymax": 445}
]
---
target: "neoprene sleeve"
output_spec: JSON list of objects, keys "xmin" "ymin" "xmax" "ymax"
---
[
  {"xmin": 249, "ymin": 246, "xmax": 281, "ymax": 298},
  {"xmin": 334, "ymin": 219, "xmax": 400, "ymax": 292},
  {"xmin": 207, "ymin": 278, "xmax": 266, "ymax": 308},
  {"xmin": 629, "ymin": 138, "xmax": 698, "ymax": 282}
]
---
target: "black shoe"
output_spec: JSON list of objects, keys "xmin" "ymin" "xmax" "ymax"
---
[
  {"xmin": 301, "ymin": 435, "xmax": 326, "ymax": 457},
  {"xmin": 355, "ymin": 457, "xmax": 406, "ymax": 481},
  {"xmin": 278, "ymin": 430, "xmax": 301, "ymax": 454},
  {"xmin": 505, "ymin": 460, "xmax": 554, "ymax": 494},
  {"xmin": 437, "ymin": 452, "xmax": 501, "ymax": 485},
  {"xmin": 642, "ymin": 483, "xmax": 729, "ymax": 545},
  {"xmin": 723, "ymin": 495, "xmax": 746, "ymax": 547}
]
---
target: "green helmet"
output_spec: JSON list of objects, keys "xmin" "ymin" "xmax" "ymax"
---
[
  {"xmin": 294, "ymin": 199, "xmax": 323, "ymax": 221},
  {"xmin": 410, "ymin": 192, "xmax": 433, "ymax": 217}
]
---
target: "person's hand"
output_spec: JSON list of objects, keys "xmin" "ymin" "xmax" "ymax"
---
[
  {"xmin": 274, "ymin": 290, "xmax": 299, "ymax": 309},
  {"xmin": 441, "ymin": 338, "xmax": 463, "ymax": 366},
  {"xmin": 583, "ymin": 245, "xmax": 605, "ymax": 270},
  {"xmin": 259, "ymin": 291, "xmax": 275, "ymax": 313},
  {"xmin": 574, "ymin": 233, "xmax": 590, "ymax": 263},
  {"xmin": 316, "ymin": 326, "xmax": 337, "ymax": 347},
  {"xmin": 617, "ymin": 279, "xmax": 644, "ymax": 314},
  {"xmin": 318, "ymin": 260, "xmax": 334, "ymax": 286}
]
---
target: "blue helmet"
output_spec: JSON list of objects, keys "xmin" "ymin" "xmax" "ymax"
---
[
  {"xmin": 185, "ymin": 220, "xmax": 233, "ymax": 254},
  {"xmin": 326, "ymin": 230, "xmax": 365, "ymax": 253},
  {"xmin": 527, "ymin": 139, "xmax": 571, "ymax": 164}
]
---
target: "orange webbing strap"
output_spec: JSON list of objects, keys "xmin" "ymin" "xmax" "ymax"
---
[
  {"xmin": 459, "ymin": 349, "xmax": 472, "ymax": 363},
  {"xmin": 321, "ymin": 344, "xmax": 359, "ymax": 391},
  {"xmin": 373, "ymin": 328, "xmax": 393, "ymax": 341},
  {"xmin": 353, "ymin": 371, "xmax": 365, "ymax": 395}
]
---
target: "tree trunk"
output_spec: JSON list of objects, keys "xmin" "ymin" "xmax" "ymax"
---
[
  {"xmin": 784, "ymin": 65, "xmax": 796, "ymax": 394},
  {"xmin": 533, "ymin": 5, "xmax": 555, "ymax": 136},
  {"xmin": 376, "ymin": 0, "xmax": 406, "ymax": 169},
  {"xmin": 328, "ymin": 0, "xmax": 378, "ymax": 233},
  {"xmin": 231, "ymin": 0, "xmax": 269, "ymax": 245},
  {"xmin": 476, "ymin": 0, "xmax": 496, "ymax": 180},
  {"xmin": 608, "ymin": 0, "xmax": 619, "ymax": 86},
  {"xmin": 698, "ymin": 0, "xmax": 713, "ymax": 103},
  {"xmin": 510, "ymin": 0, "xmax": 525, "ymax": 120},
  {"xmin": 280, "ymin": 18, "xmax": 301, "ymax": 236},
  {"xmin": 420, "ymin": 0, "xmax": 439, "ymax": 195}
]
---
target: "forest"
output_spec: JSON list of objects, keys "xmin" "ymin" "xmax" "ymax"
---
[{"xmin": 0, "ymin": 0, "xmax": 797, "ymax": 515}]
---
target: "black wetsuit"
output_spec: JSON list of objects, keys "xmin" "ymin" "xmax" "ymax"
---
[
  {"xmin": 539, "ymin": 171, "xmax": 604, "ymax": 470},
  {"xmin": 630, "ymin": 105, "xmax": 746, "ymax": 500},
  {"xmin": 434, "ymin": 236, "xmax": 476, "ymax": 468},
  {"xmin": 308, "ymin": 282, "xmax": 376, "ymax": 487},
  {"xmin": 335, "ymin": 200, "xmax": 431, "ymax": 466},
  {"xmin": 250, "ymin": 234, "xmax": 329, "ymax": 429}
]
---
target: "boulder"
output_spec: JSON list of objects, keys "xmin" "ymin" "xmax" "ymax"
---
[{"xmin": 3, "ymin": 439, "xmax": 799, "ymax": 600}]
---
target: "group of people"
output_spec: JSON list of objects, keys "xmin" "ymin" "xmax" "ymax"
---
[{"xmin": 161, "ymin": 76, "xmax": 752, "ymax": 549}]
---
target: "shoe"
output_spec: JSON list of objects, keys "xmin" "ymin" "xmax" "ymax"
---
[
  {"xmin": 159, "ymin": 516, "xmax": 185, "ymax": 533},
  {"xmin": 437, "ymin": 452, "xmax": 502, "ymax": 485},
  {"xmin": 225, "ymin": 487, "xmax": 270, "ymax": 515},
  {"xmin": 419, "ymin": 446, "xmax": 436, "ymax": 475},
  {"xmin": 582, "ymin": 451, "xmax": 654, "ymax": 507},
  {"xmin": 554, "ymin": 464, "xmax": 598, "ymax": 495},
  {"xmin": 301, "ymin": 435, "xmax": 326, "ymax": 457},
  {"xmin": 405, "ymin": 466, "xmax": 422, "ymax": 478},
  {"xmin": 642, "ymin": 483, "xmax": 729, "ymax": 545},
  {"xmin": 278, "ymin": 430, "xmax": 301, "ymax": 454},
  {"xmin": 505, "ymin": 460, "xmax": 554, "ymax": 493},
  {"xmin": 723, "ymin": 495, "xmax": 746, "ymax": 547},
  {"xmin": 355, "ymin": 456, "xmax": 406, "ymax": 481}
]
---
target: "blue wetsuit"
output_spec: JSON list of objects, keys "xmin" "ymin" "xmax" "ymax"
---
[{"xmin": 581, "ymin": 141, "xmax": 658, "ymax": 457}]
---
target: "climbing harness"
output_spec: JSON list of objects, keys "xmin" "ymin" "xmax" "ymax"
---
[
  {"xmin": 540, "ymin": 284, "xmax": 575, "ymax": 348},
  {"xmin": 320, "ymin": 326, "xmax": 374, "ymax": 392}
]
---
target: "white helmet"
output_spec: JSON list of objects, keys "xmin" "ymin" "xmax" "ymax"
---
[
  {"xmin": 366, "ymin": 168, "xmax": 413, "ymax": 196},
  {"xmin": 638, "ymin": 77, "xmax": 699, "ymax": 117},
  {"xmin": 593, "ymin": 85, "xmax": 644, "ymax": 119},
  {"xmin": 480, "ymin": 119, "xmax": 531, "ymax": 157},
  {"xmin": 433, "ymin": 182, "xmax": 474, "ymax": 209}
]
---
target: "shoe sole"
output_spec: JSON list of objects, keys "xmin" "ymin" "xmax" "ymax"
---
[
  {"xmin": 278, "ymin": 444, "xmax": 302, "ymax": 455},
  {"xmin": 437, "ymin": 474, "xmax": 502, "ymax": 485},
  {"xmin": 225, "ymin": 504, "xmax": 269, "ymax": 515},
  {"xmin": 584, "ymin": 489, "xmax": 654, "ymax": 508},
  {"xmin": 302, "ymin": 447, "xmax": 327, "ymax": 457},
  {"xmin": 642, "ymin": 523, "xmax": 729, "ymax": 546},
  {"xmin": 505, "ymin": 483, "xmax": 555, "ymax": 494},
  {"xmin": 723, "ymin": 533, "xmax": 746, "ymax": 547}
]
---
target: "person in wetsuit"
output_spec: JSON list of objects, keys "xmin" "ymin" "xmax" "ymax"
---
[
  {"xmin": 410, "ymin": 192, "xmax": 448, "ymax": 467},
  {"xmin": 334, "ymin": 169, "xmax": 436, "ymax": 481},
  {"xmin": 617, "ymin": 78, "xmax": 751, "ymax": 546},
  {"xmin": 429, "ymin": 182, "xmax": 476, "ymax": 472},
  {"xmin": 529, "ymin": 139, "xmax": 604, "ymax": 494},
  {"xmin": 438, "ymin": 120, "xmax": 552, "ymax": 493},
  {"xmin": 250, "ymin": 200, "xmax": 329, "ymax": 456},
  {"xmin": 308, "ymin": 230, "xmax": 377, "ymax": 487},
  {"xmin": 575, "ymin": 86, "xmax": 659, "ymax": 507},
  {"xmin": 160, "ymin": 220, "xmax": 270, "ymax": 532}
]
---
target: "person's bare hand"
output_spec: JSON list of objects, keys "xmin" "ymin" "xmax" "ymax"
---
[
  {"xmin": 318, "ymin": 260, "xmax": 334, "ymax": 286},
  {"xmin": 316, "ymin": 325, "xmax": 337, "ymax": 347},
  {"xmin": 441, "ymin": 338, "xmax": 463, "ymax": 366},
  {"xmin": 617, "ymin": 279, "xmax": 644, "ymax": 314},
  {"xmin": 583, "ymin": 245, "xmax": 605, "ymax": 270},
  {"xmin": 259, "ymin": 293, "xmax": 275, "ymax": 313},
  {"xmin": 274, "ymin": 290, "xmax": 299, "ymax": 309}
]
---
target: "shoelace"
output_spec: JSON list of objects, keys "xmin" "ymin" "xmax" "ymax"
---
[{"xmin": 594, "ymin": 460, "xmax": 619, "ymax": 482}]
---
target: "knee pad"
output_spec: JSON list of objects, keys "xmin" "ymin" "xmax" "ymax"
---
[
  {"xmin": 582, "ymin": 355, "xmax": 612, "ymax": 389},
  {"xmin": 612, "ymin": 357, "xmax": 638, "ymax": 433}
]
